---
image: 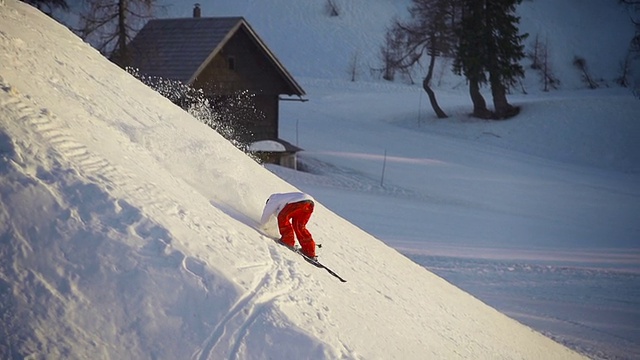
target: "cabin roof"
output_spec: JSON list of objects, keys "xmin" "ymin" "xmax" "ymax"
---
[{"xmin": 128, "ymin": 17, "xmax": 305, "ymax": 96}]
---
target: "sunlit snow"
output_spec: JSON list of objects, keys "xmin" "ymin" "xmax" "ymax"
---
[{"xmin": 1, "ymin": 0, "xmax": 639, "ymax": 359}]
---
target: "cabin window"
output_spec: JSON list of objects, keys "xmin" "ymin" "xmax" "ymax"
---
[{"xmin": 228, "ymin": 57, "xmax": 236, "ymax": 71}]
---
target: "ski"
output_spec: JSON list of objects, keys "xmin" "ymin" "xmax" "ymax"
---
[{"xmin": 274, "ymin": 239, "xmax": 347, "ymax": 283}]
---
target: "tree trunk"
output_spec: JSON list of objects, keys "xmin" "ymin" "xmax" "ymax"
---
[
  {"xmin": 423, "ymin": 54, "xmax": 448, "ymax": 119},
  {"xmin": 116, "ymin": 0, "xmax": 129, "ymax": 66},
  {"xmin": 468, "ymin": 78, "xmax": 493, "ymax": 119},
  {"xmin": 490, "ymin": 74, "xmax": 519, "ymax": 119}
]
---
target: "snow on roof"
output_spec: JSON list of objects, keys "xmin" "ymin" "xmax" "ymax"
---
[{"xmin": 248, "ymin": 140, "xmax": 287, "ymax": 152}]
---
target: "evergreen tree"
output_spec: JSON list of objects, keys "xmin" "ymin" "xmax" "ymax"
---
[
  {"xmin": 453, "ymin": 0, "xmax": 493, "ymax": 118},
  {"xmin": 485, "ymin": 0, "xmax": 527, "ymax": 118},
  {"xmin": 454, "ymin": 0, "xmax": 527, "ymax": 119}
]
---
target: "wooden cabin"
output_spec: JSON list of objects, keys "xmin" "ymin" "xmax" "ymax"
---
[{"xmin": 126, "ymin": 5, "xmax": 305, "ymax": 168}]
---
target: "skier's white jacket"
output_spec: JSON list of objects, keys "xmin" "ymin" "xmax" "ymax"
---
[{"xmin": 260, "ymin": 192, "xmax": 315, "ymax": 227}]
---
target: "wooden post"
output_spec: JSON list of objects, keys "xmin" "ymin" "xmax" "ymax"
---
[{"xmin": 380, "ymin": 149, "xmax": 387, "ymax": 188}]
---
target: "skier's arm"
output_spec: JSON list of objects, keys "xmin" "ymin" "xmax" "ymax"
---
[
  {"xmin": 259, "ymin": 207, "xmax": 273, "ymax": 227},
  {"xmin": 259, "ymin": 198, "xmax": 279, "ymax": 228}
]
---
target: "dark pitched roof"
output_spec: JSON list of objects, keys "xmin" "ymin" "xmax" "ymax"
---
[{"xmin": 128, "ymin": 17, "xmax": 305, "ymax": 96}]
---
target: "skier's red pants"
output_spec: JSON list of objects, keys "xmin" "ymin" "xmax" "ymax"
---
[{"xmin": 278, "ymin": 200, "xmax": 316, "ymax": 257}]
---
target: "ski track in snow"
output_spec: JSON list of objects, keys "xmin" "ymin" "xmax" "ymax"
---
[
  {"xmin": 0, "ymin": 75, "xmax": 233, "ymax": 279},
  {"xmin": 0, "ymin": 77, "xmax": 180, "ymax": 226},
  {"xmin": 191, "ymin": 236, "xmax": 314, "ymax": 360},
  {"xmin": 2, "ymin": 76, "xmax": 213, "ymax": 355}
]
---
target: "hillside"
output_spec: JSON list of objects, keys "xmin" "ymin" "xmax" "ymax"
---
[
  {"xmin": 162, "ymin": 0, "xmax": 636, "ymax": 90},
  {"xmin": 0, "ymin": 1, "xmax": 591, "ymax": 359}
]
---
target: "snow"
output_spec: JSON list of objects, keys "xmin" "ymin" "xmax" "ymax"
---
[
  {"xmin": 249, "ymin": 140, "xmax": 286, "ymax": 152},
  {"xmin": 1, "ymin": 0, "xmax": 639, "ymax": 359}
]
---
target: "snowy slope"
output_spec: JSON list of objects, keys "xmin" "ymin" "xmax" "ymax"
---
[
  {"xmin": 157, "ymin": 1, "xmax": 640, "ymax": 358},
  {"xmin": 0, "ymin": 1, "xmax": 587, "ymax": 359}
]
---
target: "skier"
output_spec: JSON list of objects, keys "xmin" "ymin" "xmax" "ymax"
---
[{"xmin": 260, "ymin": 192, "xmax": 317, "ymax": 259}]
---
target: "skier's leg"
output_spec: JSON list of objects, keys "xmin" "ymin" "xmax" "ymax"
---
[
  {"xmin": 277, "ymin": 204, "xmax": 296, "ymax": 247},
  {"xmin": 292, "ymin": 201, "xmax": 316, "ymax": 257}
]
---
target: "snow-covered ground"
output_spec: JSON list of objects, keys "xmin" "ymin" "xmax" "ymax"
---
[
  {"xmin": 163, "ymin": 1, "xmax": 639, "ymax": 358},
  {"xmin": 1, "ymin": 0, "xmax": 639, "ymax": 359},
  {"xmin": 271, "ymin": 79, "xmax": 640, "ymax": 359}
]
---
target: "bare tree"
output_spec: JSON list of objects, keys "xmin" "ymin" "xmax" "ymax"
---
[
  {"xmin": 619, "ymin": 1, "xmax": 640, "ymax": 56},
  {"xmin": 529, "ymin": 35, "xmax": 559, "ymax": 91},
  {"xmin": 527, "ymin": 33, "xmax": 542, "ymax": 70},
  {"xmin": 379, "ymin": 0, "xmax": 459, "ymax": 118},
  {"xmin": 325, "ymin": 0, "xmax": 339, "ymax": 17},
  {"xmin": 347, "ymin": 51, "xmax": 361, "ymax": 82},
  {"xmin": 375, "ymin": 28, "xmax": 400, "ymax": 81},
  {"xmin": 540, "ymin": 38, "xmax": 559, "ymax": 91},
  {"xmin": 573, "ymin": 56, "xmax": 599, "ymax": 89},
  {"xmin": 616, "ymin": 49, "xmax": 633, "ymax": 87},
  {"xmin": 620, "ymin": 0, "xmax": 640, "ymax": 97},
  {"xmin": 75, "ymin": 0, "xmax": 159, "ymax": 66},
  {"xmin": 20, "ymin": 0, "xmax": 68, "ymax": 15}
]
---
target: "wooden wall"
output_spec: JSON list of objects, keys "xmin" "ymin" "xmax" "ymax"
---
[{"xmin": 192, "ymin": 26, "xmax": 289, "ymax": 142}]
